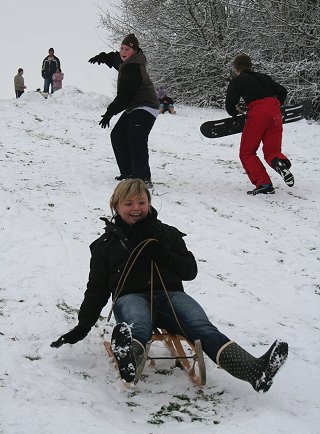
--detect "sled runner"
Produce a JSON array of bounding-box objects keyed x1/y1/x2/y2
[
  {"x1": 200, "y1": 99, "x2": 313, "y2": 139},
  {"x1": 151, "y1": 328, "x2": 206, "y2": 386},
  {"x1": 104, "y1": 327, "x2": 206, "y2": 386}
]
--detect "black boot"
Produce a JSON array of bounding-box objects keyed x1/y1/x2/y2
[
  {"x1": 115, "y1": 174, "x2": 132, "y2": 181},
  {"x1": 216, "y1": 340, "x2": 288, "y2": 392},
  {"x1": 143, "y1": 179, "x2": 154, "y2": 188},
  {"x1": 111, "y1": 322, "x2": 146, "y2": 383},
  {"x1": 247, "y1": 184, "x2": 275, "y2": 195},
  {"x1": 271, "y1": 157, "x2": 294, "y2": 187}
]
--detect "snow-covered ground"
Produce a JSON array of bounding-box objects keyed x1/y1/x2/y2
[{"x1": 1, "y1": 87, "x2": 320, "y2": 434}]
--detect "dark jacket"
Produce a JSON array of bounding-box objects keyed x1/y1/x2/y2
[
  {"x1": 41, "y1": 55, "x2": 61, "y2": 79},
  {"x1": 159, "y1": 96, "x2": 174, "y2": 106},
  {"x1": 105, "y1": 49, "x2": 159, "y2": 118},
  {"x1": 225, "y1": 70, "x2": 287, "y2": 116},
  {"x1": 78, "y1": 208, "x2": 198, "y2": 331}
]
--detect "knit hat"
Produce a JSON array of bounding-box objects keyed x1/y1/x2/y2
[
  {"x1": 157, "y1": 88, "x2": 166, "y2": 99},
  {"x1": 121, "y1": 33, "x2": 139, "y2": 51}
]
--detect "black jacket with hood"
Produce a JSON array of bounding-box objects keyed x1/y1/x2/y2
[
  {"x1": 104, "y1": 49, "x2": 159, "y2": 118},
  {"x1": 77, "y1": 208, "x2": 197, "y2": 331}
]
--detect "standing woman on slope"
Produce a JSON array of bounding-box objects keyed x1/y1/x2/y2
[{"x1": 89, "y1": 34, "x2": 159, "y2": 187}]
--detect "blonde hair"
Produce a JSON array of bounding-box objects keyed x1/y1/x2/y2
[{"x1": 110, "y1": 179, "x2": 151, "y2": 215}]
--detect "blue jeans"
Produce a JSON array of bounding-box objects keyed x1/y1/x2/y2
[
  {"x1": 113, "y1": 291, "x2": 230, "y2": 363},
  {"x1": 160, "y1": 103, "x2": 174, "y2": 112},
  {"x1": 43, "y1": 78, "x2": 53, "y2": 93}
]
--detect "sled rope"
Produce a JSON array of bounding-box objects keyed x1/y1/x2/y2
[
  {"x1": 107, "y1": 239, "x2": 187, "y2": 337},
  {"x1": 153, "y1": 261, "x2": 186, "y2": 337},
  {"x1": 107, "y1": 238, "x2": 157, "y2": 321},
  {"x1": 150, "y1": 259, "x2": 154, "y2": 323}
]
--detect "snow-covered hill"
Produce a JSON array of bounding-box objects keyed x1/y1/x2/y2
[{"x1": 1, "y1": 87, "x2": 320, "y2": 434}]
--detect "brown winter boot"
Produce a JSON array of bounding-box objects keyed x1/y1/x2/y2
[{"x1": 216, "y1": 340, "x2": 288, "y2": 393}]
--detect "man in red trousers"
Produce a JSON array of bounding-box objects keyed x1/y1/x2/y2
[{"x1": 226, "y1": 53, "x2": 294, "y2": 196}]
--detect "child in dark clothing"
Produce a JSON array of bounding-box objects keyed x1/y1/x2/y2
[
  {"x1": 225, "y1": 54, "x2": 294, "y2": 196},
  {"x1": 157, "y1": 88, "x2": 176, "y2": 114},
  {"x1": 159, "y1": 95, "x2": 176, "y2": 114}
]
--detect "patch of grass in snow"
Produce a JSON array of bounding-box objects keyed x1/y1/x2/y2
[
  {"x1": 0, "y1": 298, "x2": 5, "y2": 316},
  {"x1": 56, "y1": 301, "x2": 79, "y2": 320},
  {"x1": 24, "y1": 355, "x2": 41, "y2": 361},
  {"x1": 126, "y1": 401, "x2": 140, "y2": 407},
  {"x1": 147, "y1": 389, "x2": 223, "y2": 425},
  {"x1": 196, "y1": 388, "x2": 224, "y2": 401},
  {"x1": 56, "y1": 301, "x2": 78, "y2": 314},
  {"x1": 74, "y1": 371, "x2": 92, "y2": 380},
  {"x1": 154, "y1": 368, "x2": 174, "y2": 376}
]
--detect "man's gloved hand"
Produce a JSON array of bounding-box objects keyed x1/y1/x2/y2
[
  {"x1": 88, "y1": 52, "x2": 115, "y2": 67},
  {"x1": 50, "y1": 325, "x2": 89, "y2": 348},
  {"x1": 141, "y1": 239, "x2": 167, "y2": 264},
  {"x1": 99, "y1": 111, "x2": 112, "y2": 128}
]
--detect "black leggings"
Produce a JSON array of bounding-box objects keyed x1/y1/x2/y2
[{"x1": 110, "y1": 109, "x2": 156, "y2": 180}]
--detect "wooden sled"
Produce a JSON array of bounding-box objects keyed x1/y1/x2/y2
[{"x1": 103, "y1": 328, "x2": 206, "y2": 386}]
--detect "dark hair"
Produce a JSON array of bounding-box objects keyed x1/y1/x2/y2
[
  {"x1": 233, "y1": 53, "x2": 252, "y2": 72},
  {"x1": 18, "y1": 68, "x2": 23, "y2": 73},
  {"x1": 49, "y1": 48, "x2": 54, "y2": 52}
]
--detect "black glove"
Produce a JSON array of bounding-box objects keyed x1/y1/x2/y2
[
  {"x1": 141, "y1": 240, "x2": 167, "y2": 264},
  {"x1": 88, "y1": 52, "x2": 115, "y2": 67},
  {"x1": 50, "y1": 325, "x2": 89, "y2": 348},
  {"x1": 99, "y1": 111, "x2": 112, "y2": 128}
]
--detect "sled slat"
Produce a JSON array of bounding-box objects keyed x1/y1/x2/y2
[{"x1": 103, "y1": 328, "x2": 206, "y2": 386}]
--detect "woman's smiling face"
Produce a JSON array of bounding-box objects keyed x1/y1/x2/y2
[
  {"x1": 116, "y1": 192, "x2": 150, "y2": 224},
  {"x1": 120, "y1": 44, "x2": 136, "y2": 61}
]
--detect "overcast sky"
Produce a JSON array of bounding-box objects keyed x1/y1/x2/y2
[{"x1": 0, "y1": 0, "x2": 117, "y2": 100}]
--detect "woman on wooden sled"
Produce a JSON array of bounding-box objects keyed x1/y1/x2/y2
[{"x1": 51, "y1": 179, "x2": 288, "y2": 392}]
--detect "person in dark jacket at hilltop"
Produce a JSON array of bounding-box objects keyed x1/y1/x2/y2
[
  {"x1": 225, "y1": 53, "x2": 294, "y2": 196},
  {"x1": 41, "y1": 48, "x2": 61, "y2": 94},
  {"x1": 51, "y1": 179, "x2": 288, "y2": 391},
  {"x1": 88, "y1": 34, "x2": 159, "y2": 188}
]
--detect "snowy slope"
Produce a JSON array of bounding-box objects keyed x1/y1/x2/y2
[{"x1": 1, "y1": 87, "x2": 320, "y2": 434}]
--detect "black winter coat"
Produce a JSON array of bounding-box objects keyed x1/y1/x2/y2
[
  {"x1": 159, "y1": 96, "x2": 174, "y2": 106},
  {"x1": 78, "y1": 208, "x2": 198, "y2": 331},
  {"x1": 104, "y1": 49, "x2": 159, "y2": 118},
  {"x1": 41, "y1": 55, "x2": 61, "y2": 79},
  {"x1": 226, "y1": 70, "x2": 287, "y2": 116}
]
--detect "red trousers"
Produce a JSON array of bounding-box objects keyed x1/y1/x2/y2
[{"x1": 240, "y1": 97, "x2": 289, "y2": 187}]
